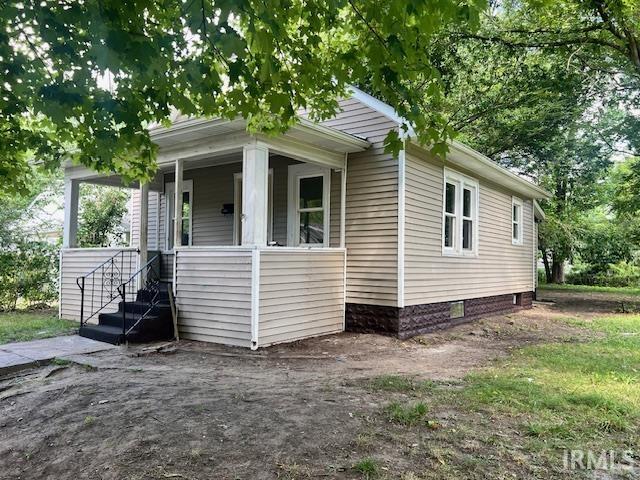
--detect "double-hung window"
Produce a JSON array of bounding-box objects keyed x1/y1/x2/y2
[
  {"x1": 287, "y1": 164, "x2": 331, "y2": 247},
  {"x1": 512, "y1": 197, "x2": 523, "y2": 245},
  {"x1": 442, "y1": 169, "x2": 478, "y2": 256}
]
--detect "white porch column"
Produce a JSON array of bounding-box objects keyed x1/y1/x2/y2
[
  {"x1": 174, "y1": 158, "x2": 184, "y2": 249},
  {"x1": 62, "y1": 178, "x2": 80, "y2": 248},
  {"x1": 241, "y1": 143, "x2": 269, "y2": 246},
  {"x1": 138, "y1": 182, "x2": 149, "y2": 280}
]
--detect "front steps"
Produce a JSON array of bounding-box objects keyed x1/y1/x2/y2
[{"x1": 79, "y1": 283, "x2": 174, "y2": 345}]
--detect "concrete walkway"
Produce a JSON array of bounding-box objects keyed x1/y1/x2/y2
[{"x1": 0, "y1": 335, "x2": 115, "y2": 375}]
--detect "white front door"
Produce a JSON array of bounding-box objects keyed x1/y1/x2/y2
[{"x1": 287, "y1": 164, "x2": 331, "y2": 247}]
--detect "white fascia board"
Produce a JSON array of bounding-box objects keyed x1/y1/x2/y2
[
  {"x1": 533, "y1": 199, "x2": 547, "y2": 221},
  {"x1": 151, "y1": 115, "x2": 370, "y2": 154},
  {"x1": 347, "y1": 85, "x2": 415, "y2": 137},
  {"x1": 295, "y1": 118, "x2": 371, "y2": 152},
  {"x1": 447, "y1": 141, "x2": 551, "y2": 200}
]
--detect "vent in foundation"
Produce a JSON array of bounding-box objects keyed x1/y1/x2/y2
[
  {"x1": 450, "y1": 301, "x2": 465, "y2": 319},
  {"x1": 513, "y1": 293, "x2": 522, "y2": 306}
]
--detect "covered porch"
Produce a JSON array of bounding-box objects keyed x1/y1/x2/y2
[{"x1": 59, "y1": 118, "x2": 369, "y2": 348}]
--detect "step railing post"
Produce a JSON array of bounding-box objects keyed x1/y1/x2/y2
[
  {"x1": 121, "y1": 282, "x2": 126, "y2": 340},
  {"x1": 79, "y1": 277, "x2": 85, "y2": 326}
]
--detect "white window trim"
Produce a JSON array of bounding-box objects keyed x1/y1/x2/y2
[
  {"x1": 287, "y1": 163, "x2": 331, "y2": 247},
  {"x1": 442, "y1": 168, "x2": 479, "y2": 257},
  {"x1": 165, "y1": 179, "x2": 193, "y2": 250},
  {"x1": 512, "y1": 196, "x2": 524, "y2": 245},
  {"x1": 233, "y1": 170, "x2": 274, "y2": 246}
]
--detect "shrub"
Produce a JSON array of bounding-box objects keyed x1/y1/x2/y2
[
  {"x1": 0, "y1": 240, "x2": 59, "y2": 311},
  {"x1": 566, "y1": 261, "x2": 640, "y2": 287}
]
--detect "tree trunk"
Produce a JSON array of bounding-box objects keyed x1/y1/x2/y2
[
  {"x1": 542, "y1": 250, "x2": 552, "y2": 283},
  {"x1": 551, "y1": 260, "x2": 565, "y2": 284}
]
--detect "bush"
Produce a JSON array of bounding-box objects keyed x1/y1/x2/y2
[
  {"x1": 566, "y1": 261, "x2": 640, "y2": 287},
  {"x1": 0, "y1": 240, "x2": 59, "y2": 311},
  {"x1": 538, "y1": 268, "x2": 547, "y2": 285}
]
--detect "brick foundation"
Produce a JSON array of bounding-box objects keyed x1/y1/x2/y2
[{"x1": 346, "y1": 292, "x2": 534, "y2": 339}]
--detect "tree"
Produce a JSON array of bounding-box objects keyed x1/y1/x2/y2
[
  {"x1": 578, "y1": 208, "x2": 636, "y2": 273},
  {"x1": 77, "y1": 185, "x2": 130, "y2": 247},
  {"x1": 457, "y1": 1, "x2": 640, "y2": 77},
  {"x1": 0, "y1": 170, "x2": 61, "y2": 310},
  {"x1": 611, "y1": 156, "x2": 640, "y2": 214},
  {"x1": 0, "y1": 0, "x2": 488, "y2": 194},
  {"x1": 452, "y1": 1, "x2": 640, "y2": 153}
]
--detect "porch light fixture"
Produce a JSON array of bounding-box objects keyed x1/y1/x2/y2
[{"x1": 221, "y1": 203, "x2": 234, "y2": 215}]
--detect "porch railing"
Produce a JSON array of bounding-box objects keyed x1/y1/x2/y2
[
  {"x1": 75, "y1": 249, "x2": 138, "y2": 326},
  {"x1": 118, "y1": 255, "x2": 161, "y2": 339}
]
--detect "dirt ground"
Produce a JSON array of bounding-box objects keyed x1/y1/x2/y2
[{"x1": 0, "y1": 289, "x2": 632, "y2": 480}]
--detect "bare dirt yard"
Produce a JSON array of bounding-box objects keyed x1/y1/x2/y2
[{"x1": 1, "y1": 289, "x2": 638, "y2": 480}]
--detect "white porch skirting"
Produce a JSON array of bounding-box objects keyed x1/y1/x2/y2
[{"x1": 60, "y1": 247, "x2": 346, "y2": 349}]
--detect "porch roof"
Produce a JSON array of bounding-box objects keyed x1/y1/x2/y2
[{"x1": 150, "y1": 116, "x2": 370, "y2": 161}]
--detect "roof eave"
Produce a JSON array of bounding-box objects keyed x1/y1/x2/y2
[
  {"x1": 408, "y1": 140, "x2": 551, "y2": 200},
  {"x1": 149, "y1": 116, "x2": 370, "y2": 154},
  {"x1": 447, "y1": 140, "x2": 551, "y2": 200},
  {"x1": 533, "y1": 200, "x2": 547, "y2": 221}
]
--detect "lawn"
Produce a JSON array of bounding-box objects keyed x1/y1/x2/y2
[
  {"x1": 1, "y1": 293, "x2": 638, "y2": 479},
  {"x1": 461, "y1": 314, "x2": 640, "y2": 452},
  {"x1": 0, "y1": 309, "x2": 78, "y2": 344},
  {"x1": 539, "y1": 282, "x2": 640, "y2": 296},
  {"x1": 362, "y1": 314, "x2": 640, "y2": 477}
]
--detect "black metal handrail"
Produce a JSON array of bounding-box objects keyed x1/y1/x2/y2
[
  {"x1": 76, "y1": 249, "x2": 139, "y2": 326},
  {"x1": 117, "y1": 254, "x2": 161, "y2": 339}
]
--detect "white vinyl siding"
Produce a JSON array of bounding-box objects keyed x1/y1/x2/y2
[
  {"x1": 175, "y1": 249, "x2": 253, "y2": 347},
  {"x1": 59, "y1": 248, "x2": 138, "y2": 322},
  {"x1": 258, "y1": 249, "x2": 345, "y2": 346},
  {"x1": 130, "y1": 190, "x2": 160, "y2": 250},
  {"x1": 313, "y1": 97, "x2": 400, "y2": 307},
  {"x1": 404, "y1": 150, "x2": 535, "y2": 305}
]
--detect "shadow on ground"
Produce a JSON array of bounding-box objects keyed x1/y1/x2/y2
[{"x1": 0, "y1": 292, "x2": 623, "y2": 479}]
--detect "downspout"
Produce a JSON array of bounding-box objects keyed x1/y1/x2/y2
[
  {"x1": 250, "y1": 247, "x2": 260, "y2": 350},
  {"x1": 397, "y1": 132, "x2": 406, "y2": 310},
  {"x1": 341, "y1": 152, "x2": 348, "y2": 331}
]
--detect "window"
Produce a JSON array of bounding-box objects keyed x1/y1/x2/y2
[
  {"x1": 288, "y1": 164, "x2": 331, "y2": 247},
  {"x1": 165, "y1": 180, "x2": 193, "y2": 250},
  {"x1": 512, "y1": 197, "x2": 523, "y2": 245},
  {"x1": 442, "y1": 170, "x2": 478, "y2": 256}
]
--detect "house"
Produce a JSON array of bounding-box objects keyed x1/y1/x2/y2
[{"x1": 58, "y1": 87, "x2": 549, "y2": 348}]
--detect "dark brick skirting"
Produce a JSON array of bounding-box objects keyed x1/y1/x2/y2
[{"x1": 346, "y1": 291, "x2": 534, "y2": 339}]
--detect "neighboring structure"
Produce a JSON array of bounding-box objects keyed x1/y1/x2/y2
[{"x1": 59, "y1": 87, "x2": 549, "y2": 348}]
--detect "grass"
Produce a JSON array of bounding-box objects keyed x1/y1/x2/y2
[
  {"x1": 385, "y1": 402, "x2": 430, "y2": 426},
  {"x1": 539, "y1": 283, "x2": 640, "y2": 296},
  {"x1": 368, "y1": 375, "x2": 435, "y2": 394},
  {"x1": 459, "y1": 314, "x2": 640, "y2": 452},
  {"x1": 0, "y1": 309, "x2": 77, "y2": 344},
  {"x1": 353, "y1": 458, "x2": 379, "y2": 479}
]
